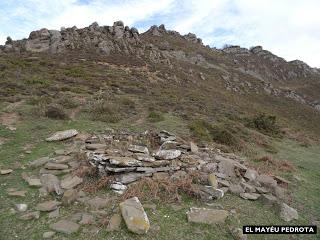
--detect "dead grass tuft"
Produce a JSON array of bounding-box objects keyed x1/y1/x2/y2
[
  {"x1": 122, "y1": 174, "x2": 201, "y2": 203},
  {"x1": 256, "y1": 155, "x2": 295, "y2": 174},
  {"x1": 82, "y1": 175, "x2": 114, "y2": 193}
]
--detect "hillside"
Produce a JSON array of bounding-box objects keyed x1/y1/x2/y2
[{"x1": 0, "y1": 21, "x2": 319, "y2": 240}]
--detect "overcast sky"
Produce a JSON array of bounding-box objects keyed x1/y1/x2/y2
[{"x1": 1, "y1": 0, "x2": 319, "y2": 67}]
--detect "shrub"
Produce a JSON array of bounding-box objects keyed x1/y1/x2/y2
[
  {"x1": 189, "y1": 119, "x2": 212, "y2": 141},
  {"x1": 148, "y1": 111, "x2": 165, "y2": 122},
  {"x1": 210, "y1": 125, "x2": 238, "y2": 146},
  {"x1": 56, "y1": 95, "x2": 80, "y2": 109},
  {"x1": 86, "y1": 98, "x2": 120, "y2": 123},
  {"x1": 45, "y1": 104, "x2": 68, "y2": 120},
  {"x1": 245, "y1": 113, "x2": 280, "y2": 135}
]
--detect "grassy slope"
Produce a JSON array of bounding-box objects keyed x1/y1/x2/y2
[{"x1": 0, "y1": 107, "x2": 319, "y2": 239}]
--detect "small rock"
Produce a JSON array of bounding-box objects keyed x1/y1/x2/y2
[
  {"x1": 43, "y1": 231, "x2": 56, "y2": 239},
  {"x1": 46, "y1": 129, "x2": 78, "y2": 142},
  {"x1": 87, "y1": 197, "x2": 109, "y2": 209},
  {"x1": 280, "y1": 203, "x2": 298, "y2": 222},
  {"x1": 61, "y1": 175, "x2": 83, "y2": 189},
  {"x1": 160, "y1": 141, "x2": 178, "y2": 150},
  {"x1": 69, "y1": 212, "x2": 83, "y2": 222},
  {"x1": 15, "y1": 204, "x2": 28, "y2": 212},
  {"x1": 0, "y1": 169, "x2": 13, "y2": 175},
  {"x1": 128, "y1": 145, "x2": 149, "y2": 154},
  {"x1": 80, "y1": 214, "x2": 95, "y2": 225},
  {"x1": 44, "y1": 162, "x2": 69, "y2": 170},
  {"x1": 208, "y1": 173, "x2": 218, "y2": 189},
  {"x1": 190, "y1": 142, "x2": 198, "y2": 153},
  {"x1": 244, "y1": 169, "x2": 258, "y2": 181},
  {"x1": 260, "y1": 194, "x2": 278, "y2": 206},
  {"x1": 62, "y1": 189, "x2": 78, "y2": 205},
  {"x1": 36, "y1": 200, "x2": 61, "y2": 212},
  {"x1": 49, "y1": 220, "x2": 80, "y2": 234},
  {"x1": 116, "y1": 172, "x2": 152, "y2": 184},
  {"x1": 48, "y1": 208, "x2": 60, "y2": 218},
  {"x1": 229, "y1": 184, "x2": 245, "y2": 194},
  {"x1": 107, "y1": 213, "x2": 122, "y2": 232},
  {"x1": 8, "y1": 190, "x2": 27, "y2": 197},
  {"x1": 257, "y1": 174, "x2": 277, "y2": 188},
  {"x1": 187, "y1": 207, "x2": 229, "y2": 224},
  {"x1": 120, "y1": 197, "x2": 150, "y2": 234},
  {"x1": 134, "y1": 153, "x2": 155, "y2": 162},
  {"x1": 85, "y1": 143, "x2": 106, "y2": 150},
  {"x1": 109, "y1": 156, "x2": 142, "y2": 167},
  {"x1": 19, "y1": 211, "x2": 40, "y2": 220},
  {"x1": 230, "y1": 227, "x2": 248, "y2": 240},
  {"x1": 40, "y1": 174, "x2": 63, "y2": 195},
  {"x1": 240, "y1": 182, "x2": 256, "y2": 193},
  {"x1": 29, "y1": 157, "x2": 50, "y2": 168},
  {"x1": 240, "y1": 192, "x2": 260, "y2": 200},
  {"x1": 155, "y1": 149, "x2": 181, "y2": 160},
  {"x1": 26, "y1": 178, "x2": 42, "y2": 187}
]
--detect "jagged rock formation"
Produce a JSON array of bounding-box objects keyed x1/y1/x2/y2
[{"x1": 1, "y1": 21, "x2": 319, "y2": 112}]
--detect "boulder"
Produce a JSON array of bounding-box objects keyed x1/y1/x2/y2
[
  {"x1": 187, "y1": 208, "x2": 228, "y2": 224},
  {"x1": 120, "y1": 197, "x2": 150, "y2": 234},
  {"x1": 49, "y1": 220, "x2": 80, "y2": 234},
  {"x1": 257, "y1": 175, "x2": 277, "y2": 188},
  {"x1": 244, "y1": 169, "x2": 258, "y2": 181},
  {"x1": 46, "y1": 129, "x2": 78, "y2": 141}
]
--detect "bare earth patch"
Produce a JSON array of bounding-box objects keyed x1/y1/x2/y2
[{"x1": 0, "y1": 112, "x2": 20, "y2": 129}]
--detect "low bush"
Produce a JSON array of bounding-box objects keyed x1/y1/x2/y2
[
  {"x1": 44, "y1": 104, "x2": 68, "y2": 120},
  {"x1": 148, "y1": 111, "x2": 165, "y2": 122},
  {"x1": 245, "y1": 113, "x2": 280, "y2": 135}
]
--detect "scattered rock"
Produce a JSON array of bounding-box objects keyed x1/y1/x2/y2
[
  {"x1": 80, "y1": 214, "x2": 95, "y2": 225},
  {"x1": 61, "y1": 175, "x2": 83, "y2": 189},
  {"x1": 43, "y1": 231, "x2": 56, "y2": 239},
  {"x1": 120, "y1": 197, "x2": 150, "y2": 234},
  {"x1": 87, "y1": 197, "x2": 109, "y2": 209},
  {"x1": 260, "y1": 194, "x2": 278, "y2": 206},
  {"x1": 15, "y1": 203, "x2": 28, "y2": 212},
  {"x1": 190, "y1": 142, "x2": 198, "y2": 153},
  {"x1": 107, "y1": 213, "x2": 122, "y2": 232},
  {"x1": 26, "y1": 178, "x2": 42, "y2": 187},
  {"x1": 48, "y1": 208, "x2": 60, "y2": 218},
  {"x1": 29, "y1": 157, "x2": 50, "y2": 168},
  {"x1": 44, "y1": 162, "x2": 69, "y2": 170},
  {"x1": 280, "y1": 203, "x2": 298, "y2": 222},
  {"x1": 208, "y1": 173, "x2": 218, "y2": 189},
  {"x1": 46, "y1": 129, "x2": 78, "y2": 142},
  {"x1": 62, "y1": 189, "x2": 78, "y2": 205},
  {"x1": 0, "y1": 169, "x2": 13, "y2": 175},
  {"x1": 155, "y1": 149, "x2": 181, "y2": 160},
  {"x1": 19, "y1": 211, "x2": 40, "y2": 220},
  {"x1": 187, "y1": 207, "x2": 229, "y2": 224},
  {"x1": 49, "y1": 220, "x2": 80, "y2": 234},
  {"x1": 240, "y1": 192, "x2": 260, "y2": 200},
  {"x1": 36, "y1": 200, "x2": 60, "y2": 212},
  {"x1": 40, "y1": 174, "x2": 63, "y2": 195},
  {"x1": 244, "y1": 169, "x2": 258, "y2": 181},
  {"x1": 128, "y1": 145, "x2": 149, "y2": 154},
  {"x1": 7, "y1": 190, "x2": 27, "y2": 197}
]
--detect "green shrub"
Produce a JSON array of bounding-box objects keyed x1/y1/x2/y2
[
  {"x1": 64, "y1": 66, "x2": 88, "y2": 78},
  {"x1": 210, "y1": 125, "x2": 238, "y2": 146},
  {"x1": 85, "y1": 98, "x2": 120, "y2": 123},
  {"x1": 189, "y1": 119, "x2": 212, "y2": 141},
  {"x1": 245, "y1": 113, "x2": 280, "y2": 135},
  {"x1": 25, "y1": 76, "x2": 51, "y2": 86},
  {"x1": 148, "y1": 111, "x2": 165, "y2": 122},
  {"x1": 45, "y1": 104, "x2": 68, "y2": 120}
]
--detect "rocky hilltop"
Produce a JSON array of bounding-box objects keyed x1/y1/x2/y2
[{"x1": 2, "y1": 21, "x2": 319, "y2": 112}]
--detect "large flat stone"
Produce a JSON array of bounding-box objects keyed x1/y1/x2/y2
[
  {"x1": 49, "y1": 220, "x2": 80, "y2": 234},
  {"x1": 109, "y1": 157, "x2": 143, "y2": 167},
  {"x1": 120, "y1": 197, "x2": 150, "y2": 234},
  {"x1": 128, "y1": 145, "x2": 149, "y2": 154},
  {"x1": 36, "y1": 200, "x2": 61, "y2": 212},
  {"x1": 116, "y1": 173, "x2": 152, "y2": 184},
  {"x1": 46, "y1": 129, "x2": 78, "y2": 142},
  {"x1": 61, "y1": 175, "x2": 83, "y2": 189},
  {"x1": 29, "y1": 157, "x2": 50, "y2": 168},
  {"x1": 155, "y1": 149, "x2": 181, "y2": 160},
  {"x1": 187, "y1": 208, "x2": 228, "y2": 224},
  {"x1": 44, "y1": 162, "x2": 69, "y2": 170}
]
